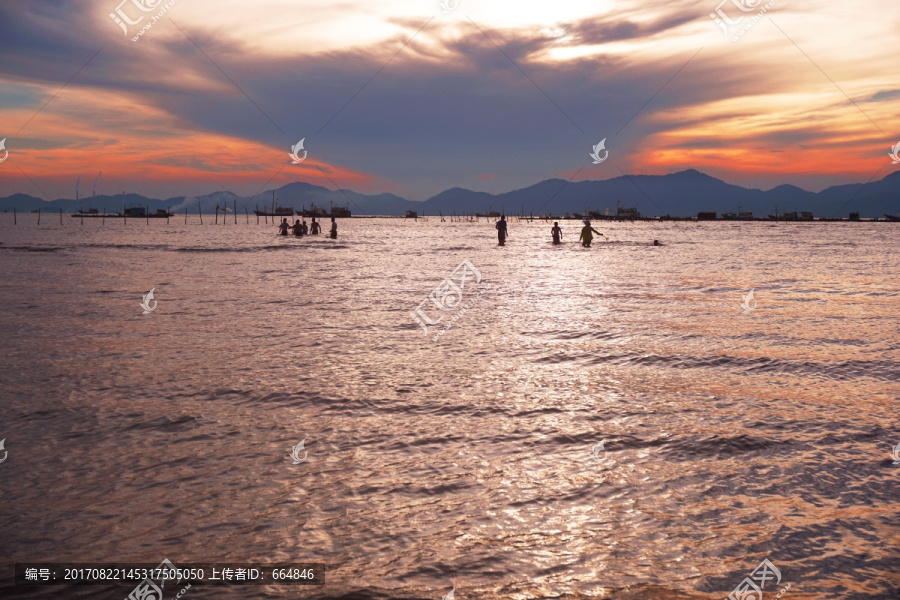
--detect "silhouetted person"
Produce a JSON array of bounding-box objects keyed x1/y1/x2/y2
[
  {"x1": 301, "y1": 220, "x2": 309, "y2": 235},
  {"x1": 291, "y1": 219, "x2": 303, "y2": 236},
  {"x1": 653, "y1": 239, "x2": 661, "y2": 246},
  {"x1": 278, "y1": 218, "x2": 290, "y2": 236},
  {"x1": 579, "y1": 220, "x2": 602, "y2": 247},
  {"x1": 310, "y1": 218, "x2": 321, "y2": 234},
  {"x1": 330, "y1": 217, "x2": 337, "y2": 239},
  {"x1": 496, "y1": 216, "x2": 508, "y2": 246},
  {"x1": 551, "y1": 222, "x2": 562, "y2": 245}
]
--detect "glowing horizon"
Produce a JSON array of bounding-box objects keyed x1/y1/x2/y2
[{"x1": 0, "y1": 0, "x2": 897, "y2": 201}]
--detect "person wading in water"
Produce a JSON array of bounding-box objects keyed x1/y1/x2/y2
[
  {"x1": 496, "y1": 215, "x2": 508, "y2": 246},
  {"x1": 579, "y1": 220, "x2": 602, "y2": 247},
  {"x1": 551, "y1": 222, "x2": 562, "y2": 245}
]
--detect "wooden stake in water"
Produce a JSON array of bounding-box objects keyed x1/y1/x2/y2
[
  {"x1": 215, "y1": 205, "x2": 218, "y2": 225},
  {"x1": 199, "y1": 201, "x2": 202, "y2": 225},
  {"x1": 38, "y1": 208, "x2": 41, "y2": 225},
  {"x1": 13, "y1": 207, "x2": 16, "y2": 225},
  {"x1": 234, "y1": 199, "x2": 237, "y2": 224},
  {"x1": 145, "y1": 205, "x2": 149, "y2": 225},
  {"x1": 59, "y1": 208, "x2": 63, "y2": 224}
]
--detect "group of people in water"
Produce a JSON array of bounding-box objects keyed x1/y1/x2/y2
[
  {"x1": 278, "y1": 216, "x2": 338, "y2": 239},
  {"x1": 280, "y1": 214, "x2": 658, "y2": 247},
  {"x1": 497, "y1": 216, "x2": 646, "y2": 247}
]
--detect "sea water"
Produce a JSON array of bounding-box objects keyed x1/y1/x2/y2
[{"x1": 0, "y1": 215, "x2": 898, "y2": 599}]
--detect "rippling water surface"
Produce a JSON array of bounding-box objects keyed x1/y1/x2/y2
[{"x1": 1, "y1": 215, "x2": 898, "y2": 599}]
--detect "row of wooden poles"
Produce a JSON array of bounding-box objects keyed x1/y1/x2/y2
[
  {"x1": 8, "y1": 201, "x2": 310, "y2": 225},
  {"x1": 6, "y1": 204, "x2": 552, "y2": 225}
]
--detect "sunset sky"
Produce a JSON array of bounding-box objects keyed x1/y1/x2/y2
[{"x1": 0, "y1": 0, "x2": 898, "y2": 202}]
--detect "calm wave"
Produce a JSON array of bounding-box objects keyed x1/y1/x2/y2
[{"x1": 0, "y1": 215, "x2": 898, "y2": 599}]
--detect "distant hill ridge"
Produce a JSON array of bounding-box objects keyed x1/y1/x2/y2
[{"x1": 2, "y1": 170, "x2": 898, "y2": 217}]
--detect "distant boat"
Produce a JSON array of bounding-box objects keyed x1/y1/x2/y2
[
  {"x1": 298, "y1": 204, "x2": 327, "y2": 217},
  {"x1": 255, "y1": 207, "x2": 295, "y2": 217},
  {"x1": 405, "y1": 210, "x2": 418, "y2": 218},
  {"x1": 330, "y1": 204, "x2": 351, "y2": 218},
  {"x1": 616, "y1": 205, "x2": 641, "y2": 219},
  {"x1": 122, "y1": 206, "x2": 173, "y2": 218},
  {"x1": 72, "y1": 207, "x2": 172, "y2": 218},
  {"x1": 884, "y1": 214, "x2": 900, "y2": 222},
  {"x1": 769, "y1": 211, "x2": 798, "y2": 221}
]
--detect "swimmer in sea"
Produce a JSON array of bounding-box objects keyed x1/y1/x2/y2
[
  {"x1": 310, "y1": 218, "x2": 321, "y2": 235},
  {"x1": 330, "y1": 217, "x2": 337, "y2": 239},
  {"x1": 291, "y1": 219, "x2": 303, "y2": 236},
  {"x1": 551, "y1": 222, "x2": 562, "y2": 245},
  {"x1": 278, "y1": 218, "x2": 290, "y2": 236},
  {"x1": 579, "y1": 220, "x2": 602, "y2": 247}
]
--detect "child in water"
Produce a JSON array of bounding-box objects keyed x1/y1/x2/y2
[
  {"x1": 551, "y1": 222, "x2": 562, "y2": 244},
  {"x1": 579, "y1": 220, "x2": 602, "y2": 247},
  {"x1": 278, "y1": 218, "x2": 290, "y2": 236},
  {"x1": 301, "y1": 220, "x2": 309, "y2": 235},
  {"x1": 330, "y1": 217, "x2": 337, "y2": 239}
]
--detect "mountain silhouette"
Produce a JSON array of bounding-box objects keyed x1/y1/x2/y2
[{"x1": 2, "y1": 170, "x2": 898, "y2": 217}]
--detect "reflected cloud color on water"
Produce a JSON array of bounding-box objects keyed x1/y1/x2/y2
[{"x1": 0, "y1": 216, "x2": 898, "y2": 599}]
